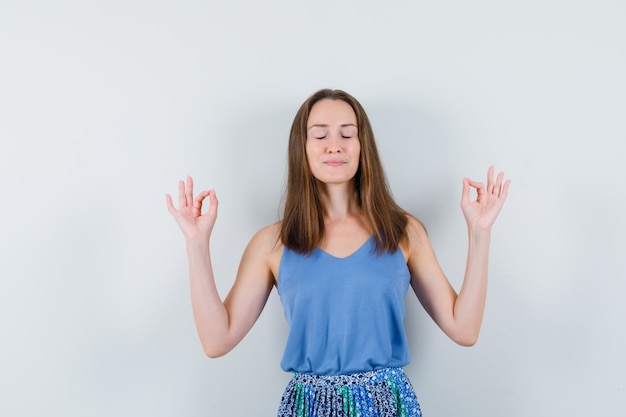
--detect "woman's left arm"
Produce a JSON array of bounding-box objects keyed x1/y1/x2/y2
[{"x1": 407, "y1": 166, "x2": 510, "y2": 346}]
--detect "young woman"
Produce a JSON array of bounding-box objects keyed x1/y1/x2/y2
[{"x1": 166, "y1": 89, "x2": 510, "y2": 416}]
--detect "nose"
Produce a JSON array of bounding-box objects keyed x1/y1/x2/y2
[{"x1": 325, "y1": 134, "x2": 341, "y2": 153}]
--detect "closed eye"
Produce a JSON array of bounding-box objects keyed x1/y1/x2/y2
[{"x1": 340, "y1": 125, "x2": 357, "y2": 138}]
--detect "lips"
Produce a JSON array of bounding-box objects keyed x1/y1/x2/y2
[{"x1": 323, "y1": 160, "x2": 346, "y2": 167}]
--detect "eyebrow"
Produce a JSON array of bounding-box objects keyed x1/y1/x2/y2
[{"x1": 307, "y1": 123, "x2": 357, "y2": 130}]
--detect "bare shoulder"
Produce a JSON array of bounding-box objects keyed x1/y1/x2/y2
[
  {"x1": 406, "y1": 215, "x2": 428, "y2": 240},
  {"x1": 401, "y1": 214, "x2": 429, "y2": 260},
  {"x1": 246, "y1": 222, "x2": 284, "y2": 281},
  {"x1": 249, "y1": 222, "x2": 282, "y2": 250}
]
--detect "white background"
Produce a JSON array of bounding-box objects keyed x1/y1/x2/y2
[{"x1": 1, "y1": 1, "x2": 624, "y2": 416}]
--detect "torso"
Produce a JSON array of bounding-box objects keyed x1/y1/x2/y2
[
  {"x1": 277, "y1": 232, "x2": 413, "y2": 375},
  {"x1": 266, "y1": 214, "x2": 412, "y2": 285}
]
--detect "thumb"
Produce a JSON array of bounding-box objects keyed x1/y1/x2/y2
[
  {"x1": 460, "y1": 178, "x2": 471, "y2": 206},
  {"x1": 206, "y1": 190, "x2": 219, "y2": 218},
  {"x1": 165, "y1": 193, "x2": 177, "y2": 215}
]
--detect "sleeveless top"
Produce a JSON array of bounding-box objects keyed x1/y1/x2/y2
[{"x1": 277, "y1": 236, "x2": 412, "y2": 376}]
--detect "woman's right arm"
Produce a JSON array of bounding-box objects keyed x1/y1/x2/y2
[{"x1": 166, "y1": 176, "x2": 276, "y2": 358}]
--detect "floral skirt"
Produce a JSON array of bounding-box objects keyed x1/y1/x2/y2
[{"x1": 277, "y1": 367, "x2": 422, "y2": 417}]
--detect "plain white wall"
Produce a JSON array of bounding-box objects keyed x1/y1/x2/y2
[{"x1": 1, "y1": 0, "x2": 624, "y2": 416}]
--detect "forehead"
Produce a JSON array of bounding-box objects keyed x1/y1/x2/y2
[{"x1": 307, "y1": 99, "x2": 357, "y2": 127}]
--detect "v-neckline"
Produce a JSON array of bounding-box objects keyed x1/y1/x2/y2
[{"x1": 316, "y1": 235, "x2": 373, "y2": 260}]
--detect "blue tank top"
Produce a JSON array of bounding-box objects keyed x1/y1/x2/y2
[{"x1": 277, "y1": 236, "x2": 412, "y2": 376}]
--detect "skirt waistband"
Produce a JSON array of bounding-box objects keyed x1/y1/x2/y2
[{"x1": 291, "y1": 367, "x2": 407, "y2": 387}]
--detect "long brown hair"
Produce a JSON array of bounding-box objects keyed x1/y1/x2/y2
[{"x1": 280, "y1": 89, "x2": 409, "y2": 254}]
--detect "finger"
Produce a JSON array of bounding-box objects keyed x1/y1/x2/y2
[
  {"x1": 486, "y1": 165, "x2": 495, "y2": 194},
  {"x1": 194, "y1": 190, "x2": 213, "y2": 212},
  {"x1": 471, "y1": 180, "x2": 486, "y2": 203},
  {"x1": 466, "y1": 179, "x2": 485, "y2": 194},
  {"x1": 165, "y1": 193, "x2": 176, "y2": 213},
  {"x1": 494, "y1": 171, "x2": 504, "y2": 196},
  {"x1": 500, "y1": 179, "x2": 511, "y2": 200},
  {"x1": 462, "y1": 178, "x2": 485, "y2": 204},
  {"x1": 178, "y1": 179, "x2": 186, "y2": 208},
  {"x1": 186, "y1": 176, "x2": 194, "y2": 207},
  {"x1": 461, "y1": 178, "x2": 470, "y2": 206},
  {"x1": 207, "y1": 190, "x2": 219, "y2": 218}
]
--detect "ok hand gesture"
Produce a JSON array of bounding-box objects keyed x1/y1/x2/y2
[
  {"x1": 165, "y1": 176, "x2": 218, "y2": 241},
  {"x1": 461, "y1": 166, "x2": 511, "y2": 231}
]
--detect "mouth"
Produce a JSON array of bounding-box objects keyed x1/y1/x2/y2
[{"x1": 323, "y1": 160, "x2": 346, "y2": 167}]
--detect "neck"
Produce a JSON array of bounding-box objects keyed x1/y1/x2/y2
[{"x1": 318, "y1": 182, "x2": 361, "y2": 221}]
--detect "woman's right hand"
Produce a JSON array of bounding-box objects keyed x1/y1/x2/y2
[{"x1": 165, "y1": 176, "x2": 218, "y2": 242}]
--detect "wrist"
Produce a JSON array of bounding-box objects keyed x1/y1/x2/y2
[
  {"x1": 185, "y1": 234, "x2": 211, "y2": 249},
  {"x1": 467, "y1": 225, "x2": 492, "y2": 240}
]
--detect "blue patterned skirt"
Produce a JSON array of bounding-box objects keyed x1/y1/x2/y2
[{"x1": 277, "y1": 367, "x2": 422, "y2": 417}]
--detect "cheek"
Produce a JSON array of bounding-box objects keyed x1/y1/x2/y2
[
  {"x1": 304, "y1": 143, "x2": 317, "y2": 166},
  {"x1": 305, "y1": 140, "x2": 321, "y2": 156},
  {"x1": 350, "y1": 140, "x2": 361, "y2": 157}
]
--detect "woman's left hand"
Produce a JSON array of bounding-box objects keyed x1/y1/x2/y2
[{"x1": 461, "y1": 165, "x2": 511, "y2": 231}]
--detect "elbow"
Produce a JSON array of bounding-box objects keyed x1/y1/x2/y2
[
  {"x1": 455, "y1": 336, "x2": 478, "y2": 347},
  {"x1": 451, "y1": 329, "x2": 480, "y2": 347},
  {"x1": 202, "y1": 342, "x2": 231, "y2": 359},
  {"x1": 204, "y1": 348, "x2": 227, "y2": 359}
]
